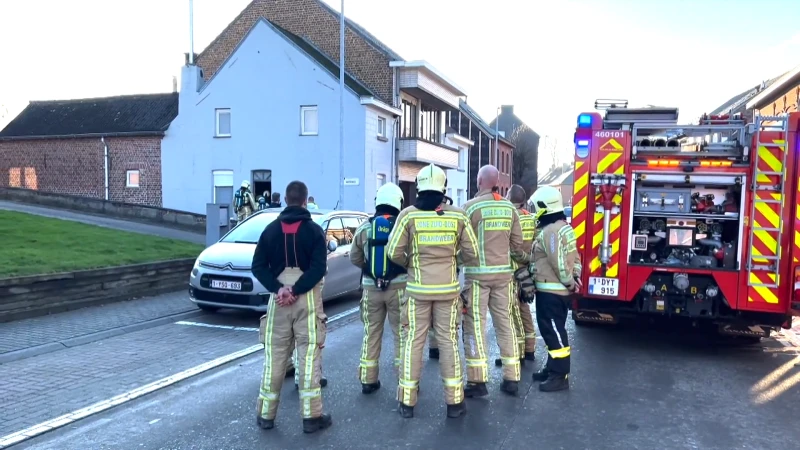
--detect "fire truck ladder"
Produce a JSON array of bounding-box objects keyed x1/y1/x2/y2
[{"x1": 746, "y1": 115, "x2": 789, "y2": 288}]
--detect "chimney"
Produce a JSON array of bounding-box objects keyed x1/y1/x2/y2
[
  {"x1": 184, "y1": 52, "x2": 199, "y2": 66},
  {"x1": 501, "y1": 105, "x2": 514, "y2": 115},
  {"x1": 172, "y1": 76, "x2": 178, "y2": 93}
]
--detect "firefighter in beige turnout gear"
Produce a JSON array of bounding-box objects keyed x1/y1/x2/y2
[
  {"x1": 350, "y1": 182, "x2": 408, "y2": 394},
  {"x1": 528, "y1": 185, "x2": 582, "y2": 392},
  {"x1": 461, "y1": 166, "x2": 528, "y2": 397},
  {"x1": 234, "y1": 180, "x2": 257, "y2": 222},
  {"x1": 387, "y1": 164, "x2": 479, "y2": 419},
  {"x1": 495, "y1": 184, "x2": 538, "y2": 367}
]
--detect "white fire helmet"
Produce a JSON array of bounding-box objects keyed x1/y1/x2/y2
[
  {"x1": 375, "y1": 182, "x2": 404, "y2": 210},
  {"x1": 241, "y1": 180, "x2": 250, "y2": 189},
  {"x1": 530, "y1": 185, "x2": 564, "y2": 216},
  {"x1": 415, "y1": 164, "x2": 447, "y2": 194}
]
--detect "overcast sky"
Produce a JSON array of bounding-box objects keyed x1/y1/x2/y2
[{"x1": 1, "y1": 0, "x2": 798, "y2": 170}]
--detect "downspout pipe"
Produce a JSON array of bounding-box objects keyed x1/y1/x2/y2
[
  {"x1": 101, "y1": 136, "x2": 109, "y2": 201},
  {"x1": 392, "y1": 65, "x2": 399, "y2": 184}
]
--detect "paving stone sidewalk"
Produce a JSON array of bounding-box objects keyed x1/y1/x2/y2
[
  {"x1": 0, "y1": 321, "x2": 255, "y2": 437},
  {"x1": 0, "y1": 292, "x2": 198, "y2": 357}
]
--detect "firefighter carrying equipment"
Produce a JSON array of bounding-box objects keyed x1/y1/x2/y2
[
  {"x1": 461, "y1": 189, "x2": 528, "y2": 386},
  {"x1": 251, "y1": 206, "x2": 331, "y2": 428},
  {"x1": 530, "y1": 185, "x2": 565, "y2": 216},
  {"x1": 364, "y1": 214, "x2": 407, "y2": 290},
  {"x1": 514, "y1": 267, "x2": 536, "y2": 303},
  {"x1": 387, "y1": 174, "x2": 479, "y2": 414},
  {"x1": 350, "y1": 206, "x2": 408, "y2": 390}
]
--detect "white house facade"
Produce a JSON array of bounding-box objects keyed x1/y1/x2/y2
[{"x1": 161, "y1": 18, "x2": 400, "y2": 215}]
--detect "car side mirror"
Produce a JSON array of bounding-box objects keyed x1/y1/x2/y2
[{"x1": 327, "y1": 240, "x2": 338, "y2": 253}]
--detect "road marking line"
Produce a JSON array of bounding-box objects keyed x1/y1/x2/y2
[
  {"x1": 0, "y1": 306, "x2": 361, "y2": 449},
  {"x1": 175, "y1": 321, "x2": 259, "y2": 332}
]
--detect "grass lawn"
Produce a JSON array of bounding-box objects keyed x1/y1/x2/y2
[{"x1": 0, "y1": 210, "x2": 204, "y2": 278}]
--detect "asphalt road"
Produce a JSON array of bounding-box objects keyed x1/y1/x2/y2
[
  {"x1": 0, "y1": 201, "x2": 204, "y2": 244},
  {"x1": 11, "y1": 312, "x2": 800, "y2": 450}
]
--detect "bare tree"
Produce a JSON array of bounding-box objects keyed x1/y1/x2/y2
[{"x1": 509, "y1": 124, "x2": 540, "y2": 197}]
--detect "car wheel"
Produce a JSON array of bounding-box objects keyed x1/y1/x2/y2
[{"x1": 197, "y1": 304, "x2": 220, "y2": 313}]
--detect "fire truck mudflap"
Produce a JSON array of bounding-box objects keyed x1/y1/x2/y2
[{"x1": 570, "y1": 101, "x2": 800, "y2": 337}]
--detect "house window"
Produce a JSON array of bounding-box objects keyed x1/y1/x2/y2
[
  {"x1": 301, "y1": 106, "x2": 319, "y2": 135},
  {"x1": 447, "y1": 187, "x2": 453, "y2": 200},
  {"x1": 126, "y1": 170, "x2": 140, "y2": 188},
  {"x1": 215, "y1": 108, "x2": 231, "y2": 137},
  {"x1": 457, "y1": 189, "x2": 465, "y2": 207},
  {"x1": 212, "y1": 169, "x2": 234, "y2": 204},
  {"x1": 419, "y1": 104, "x2": 441, "y2": 143},
  {"x1": 400, "y1": 99, "x2": 417, "y2": 138},
  {"x1": 377, "y1": 117, "x2": 386, "y2": 138},
  {"x1": 458, "y1": 146, "x2": 466, "y2": 170},
  {"x1": 377, "y1": 173, "x2": 386, "y2": 188}
]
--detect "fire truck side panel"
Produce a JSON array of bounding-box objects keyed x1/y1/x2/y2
[
  {"x1": 738, "y1": 127, "x2": 795, "y2": 314},
  {"x1": 785, "y1": 112, "x2": 800, "y2": 316},
  {"x1": 572, "y1": 113, "x2": 602, "y2": 293},
  {"x1": 584, "y1": 129, "x2": 632, "y2": 301}
]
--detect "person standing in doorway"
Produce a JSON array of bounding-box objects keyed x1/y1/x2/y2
[
  {"x1": 307, "y1": 196, "x2": 319, "y2": 209},
  {"x1": 269, "y1": 192, "x2": 282, "y2": 208}
]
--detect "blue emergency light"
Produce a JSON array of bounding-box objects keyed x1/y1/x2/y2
[
  {"x1": 575, "y1": 139, "x2": 590, "y2": 158},
  {"x1": 577, "y1": 114, "x2": 592, "y2": 127}
]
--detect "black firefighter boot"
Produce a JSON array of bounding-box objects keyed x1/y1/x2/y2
[
  {"x1": 399, "y1": 402, "x2": 414, "y2": 418},
  {"x1": 539, "y1": 374, "x2": 569, "y2": 392},
  {"x1": 429, "y1": 348, "x2": 440, "y2": 360},
  {"x1": 256, "y1": 417, "x2": 274, "y2": 430},
  {"x1": 532, "y1": 367, "x2": 550, "y2": 382},
  {"x1": 446, "y1": 402, "x2": 467, "y2": 418},
  {"x1": 361, "y1": 380, "x2": 381, "y2": 394},
  {"x1": 464, "y1": 382, "x2": 489, "y2": 398},
  {"x1": 302, "y1": 414, "x2": 333, "y2": 433},
  {"x1": 524, "y1": 351, "x2": 536, "y2": 362},
  {"x1": 500, "y1": 379, "x2": 519, "y2": 396}
]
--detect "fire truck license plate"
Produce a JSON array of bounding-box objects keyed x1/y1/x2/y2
[
  {"x1": 588, "y1": 277, "x2": 619, "y2": 296},
  {"x1": 210, "y1": 280, "x2": 242, "y2": 291}
]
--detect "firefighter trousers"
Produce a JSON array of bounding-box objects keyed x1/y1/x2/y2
[
  {"x1": 398, "y1": 296, "x2": 464, "y2": 407},
  {"x1": 535, "y1": 290, "x2": 571, "y2": 375},
  {"x1": 427, "y1": 320, "x2": 438, "y2": 350},
  {"x1": 257, "y1": 269, "x2": 327, "y2": 420},
  {"x1": 509, "y1": 281, "x2": 536, "y2": 355},
  {"x1": 462, "y1": 278, "x2": 520, "y2": 383},
  {"x1": 358, "y1": 286, "x2": 404, "y2": 384},
  {"x1": 236, "y1": 206, "x2": 253, "y2": 223}
]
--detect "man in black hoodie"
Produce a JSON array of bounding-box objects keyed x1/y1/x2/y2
[{"x1": 252, "y1": 181, "x2": 332, "y2": 434}]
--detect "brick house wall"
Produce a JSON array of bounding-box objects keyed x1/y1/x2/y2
[
  {"x1": 195, "y1": 0, "x2": 394, "y2": 103},
  {"x1": 0, "y1": 137, "x2": 163, "y2": 207},
  {"x1": 757, "y1": 80, "x2": 800, "y2": 117}
]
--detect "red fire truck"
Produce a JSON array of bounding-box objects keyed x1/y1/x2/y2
[{"x1": 570, "y1": 100, "x2": 800, "y2": 338}]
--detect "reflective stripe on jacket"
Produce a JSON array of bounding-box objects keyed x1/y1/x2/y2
[
  {"x1": 462, "y1": 190, "x2": 527, "y2": 280},
  {"x1": 512, "y1": 208, "x2": 537, "y2": 271},
  {"x1": 386, "y1": 205, "x2": 479, "y2": 300}
]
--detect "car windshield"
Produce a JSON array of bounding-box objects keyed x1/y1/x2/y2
[{"x1": 220, "y1": 211, "x2": 323, "y2": 244}]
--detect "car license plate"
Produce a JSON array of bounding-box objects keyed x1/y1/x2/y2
[
  {"x1": 588, "y1": 277, "x2": 619, "y2": 297},
  {"x1": 210, "y1": 280, "x2": 242, "y2": 291}
]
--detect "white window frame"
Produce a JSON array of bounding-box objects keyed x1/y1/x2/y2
[
  {"x1": 126, "y1": 170, "x2": 140, "y2": 188},
  {"x1": 215, "y1": 108, "x2": 231, "y2": 137},
  {"x1": 212, "y1": 169, "x2": 234, "y2": 203},
  {"x1": 376, "y1": 173, "x2": 386, "y2": 187},
  {"x1": 301, "y1": 106, "x2": 319, "y2": 136},
  {"x1": 377, "y1": 116, "x2": 386, "y2": 138},
  {"x1": 458, "y1": 146, "x2": 466, "y2": 170}
]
